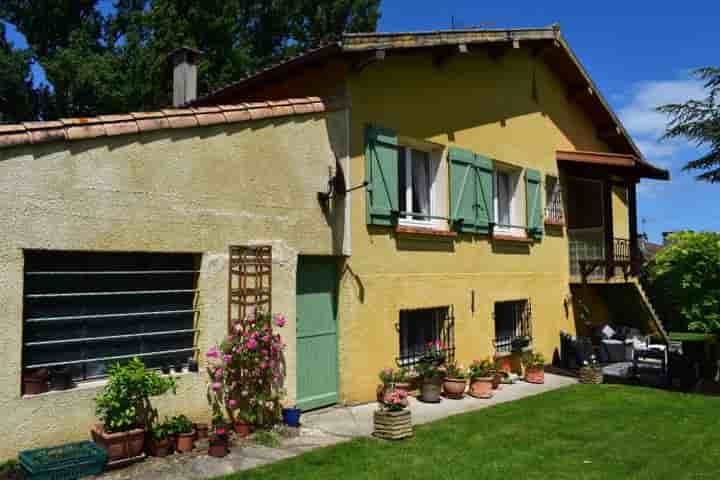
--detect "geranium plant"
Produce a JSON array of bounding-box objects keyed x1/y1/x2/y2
[
  {"x1": 468, "y1": 358, "x2": 495, "y2": 379},
  {"x1": 444, "y1": 362, "x2": 467, "y2": 379},
  {"x1": 207, "y1": 309, "x2": 287, "y2": 428},
  {"x1": 381, "y1": 389, "x2": 408, "y2": 412}
]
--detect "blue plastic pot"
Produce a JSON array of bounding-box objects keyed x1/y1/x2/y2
[{"x1": 282, "y1": 407, "x2": 302, "y2": 427}]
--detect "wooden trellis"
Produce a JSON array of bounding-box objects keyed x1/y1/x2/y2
[{"x1": 228, "y1": 246, "x2": 272, "y2": 332}]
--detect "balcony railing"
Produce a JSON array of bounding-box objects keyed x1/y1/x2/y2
[
  {"x1": 569, "y1": 230, "x2": 638, "y2": 281},
  {"x1": 544, "y1": 192, "x2": 565, "y2": 225}
]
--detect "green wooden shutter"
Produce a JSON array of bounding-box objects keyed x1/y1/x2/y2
[
  {"x1": 525, "y1": 168, "x2": 543, "y2": 240},
  {"x1": 365, "y1": 125, "x2": 399, "y2": 226},
  {"x1": 474, "y1": 154, "x2": 495, "y2": 234},
  {"x1": 449, "y1": 147, "x2": 478, "y2": 233}
]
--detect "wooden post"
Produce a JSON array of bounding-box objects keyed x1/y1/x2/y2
[
  {"x1": 603, "y1": 180, "x2": 614, "y2": 279},
  {"x1": 628, "y1": 181, "x2": 639, "y2": 276}
]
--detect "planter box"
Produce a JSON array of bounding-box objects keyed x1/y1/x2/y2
[
  {"x1": 91, "y1": 425, "x2": 145, "y2": 462},
  {"x1": 579, "y1": 366, "x2": 604, "y2": 384},
  {"x1": 469, "y1": 377, "x2": 493, "y2": 399},
  {"x1": 373, "y1": 409, "x2": 413, "y2": 440},
  {"x1": 20, "y1": 441, "x2": 107, "y2": 480},
  {"x1": 525, "y1": 366, "x2": 545, "y2": 384}
]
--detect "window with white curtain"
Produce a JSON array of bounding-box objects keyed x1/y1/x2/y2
[
  {"x1": 398, "y1": 146, "x2": 441, "y2": 227},
  {"x1": 493, "y1": 167, "x2": 524, "y2": 236}
]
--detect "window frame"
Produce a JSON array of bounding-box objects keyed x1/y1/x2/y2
[
  {"x1": 397, "y1": 306, "x2": 454, "y2": 367},
  {"x1": 493, "y1": 164, "x2": 525, "y2": 237},
  {"x1": 493, "y1": 299, "x2": 533, "y2": 355},
  {"x1": 396, "y1": 142, "x2": 446, "y2": 230}
]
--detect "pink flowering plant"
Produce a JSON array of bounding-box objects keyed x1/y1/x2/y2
[
  {"x1": 381, "y1": 388, "x2": 408, "y2": 412},
  {"x1": 207, "y1": 309, "x2": 287, "y2": 428}
]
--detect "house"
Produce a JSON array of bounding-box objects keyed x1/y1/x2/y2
[
  {"x1": 193, "y1": 25, "x2": 669, "y2": 406},
  {"x1": 0, "y1": 26, "x2": 669, "y2": 458}
]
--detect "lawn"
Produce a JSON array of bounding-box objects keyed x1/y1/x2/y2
[{"x1": 224, "y1": 385, "x2": 720, "y2": 480}]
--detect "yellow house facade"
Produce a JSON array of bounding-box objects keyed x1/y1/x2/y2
[{"x1": 196, "y1": 27, "x2": 669, "y2": 405}]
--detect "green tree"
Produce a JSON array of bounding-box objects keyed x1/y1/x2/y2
[
  {"x1": 0, "y1": 22, "x2": 36, "y2": 122},
  {"x1": 0, "y1": 0, "x2": 381, "y2": 121},
  {"x1": 658, "y1": 67, "x2": 720, "y2": 183},
  {"x1": 644, "y1": 232, "x2": 720, "y2": 333}
]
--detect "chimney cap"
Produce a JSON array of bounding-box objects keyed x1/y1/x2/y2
[{"x1": 168, "y1": 46, "x2": 204, "y2": 63}]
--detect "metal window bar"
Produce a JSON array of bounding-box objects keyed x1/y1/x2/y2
[
  {"x1": 493, "y1": 300, "x2": 532, "y2": 354},
  {"x1": 24, "y1": 347, "x2": 198, "y2": 370},
  {"x1": 544, "y1": 183, "x2": 564, "y2": 224},
  {"x1": 22, "y1": 252, "x2": 201, "y2": 382},
  {"x1": 396, "y1": 307, "x2": 455, "y2": 367}
]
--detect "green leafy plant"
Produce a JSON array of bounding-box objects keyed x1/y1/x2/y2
[
  {"x1": 378, "y1": 367, "x2": 410, "y2": 385},
  {"x1": 511, "y1": 336, "x2": 531, "y2": 352},
  {"x1": 167, "y1": 415, "x2": 194, "y2": 435},
  {"x1": 95, "y1": 358, "x2": 177, "y2": 433},
  {"x1": 151, "y1": 420, "x2": 172, "y2": 441},
  {"x1": 254, "y1": 430, "x2": 281, "y2": 448},
  {"x1": 523, "y1": 352, "x2": 545, "y2": 368},
  {"x1": 644, "y1": 232, "x2": 720, "y2": 333},
  {"x1": 468, "y1": 358, "x2": 496, "y2": 379},
  {"x1": 415, "y1": 361, "x2": 445, "y2": 380},
  {"x1": 444, "y1": 362, "x2": 467, "y2": 379}
]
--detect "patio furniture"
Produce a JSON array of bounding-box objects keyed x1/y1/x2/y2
[{"x1": 600, "y1": 339, "x2": 634, "y2": 363}]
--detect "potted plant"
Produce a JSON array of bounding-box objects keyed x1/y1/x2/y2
[
  {"x1": 208, "y1": 417, "x2": 230, "y2": 458},
  {"x1": 415, "y1": 361, "x2": 445, "y2": 403},
  {"x1": 442, "y1": 363, "x2": 467, "y2": 399},
  {"x1": 22, "y1": 368, "x2": 49, "y2": 395},
  {"x1": 234, "y1": 412, "x2": 254, "y2": 438},
  {"x1": 511, "y1": 335, "x2": 532, "y2": 353},
  {"x1": 148, "y1": 421, "x2": 172, "y2": 457},
  {"x1": 93, "y1": 358, "x2": 176, "y2": 462},
  {"x1": 373, "y1": 388, "x2": 412, "y2": 440},
  {"x1": 377, "y1": 367, "x2": 411, "y2": 406},
  {"x1": 169, "y1": 415, "x2": 195, "y2": 453},
  {"x1": 579, "y1": 354, "x2": 603, "y2": 384},
  {"x1": 523, "y1": 351, "x2": 545, "y2": 384},
  {"x1": 468, "y1": 358, "x2": 495, "y2": 398}
]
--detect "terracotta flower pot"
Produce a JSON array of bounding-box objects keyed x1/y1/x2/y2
[
  {"x1": 469, "y1": 377, "x2": 494, "y2": 398},
  {"x1": 442, "y1": 377, "x2": 466, "y2": 399},
  {"x1": 420, "y1": 377, "x2": 443, "y2": 403},
  {"x1": 91, "y1": 424, "x2": 145, "y2": 461},
  {"x1": 234, "y1": 421, "x2": 251, "y2": 438},
  {"x1": 208, "y1": 438, "x2": 229, "y2": 458},
  {"x1": 497, "y1": 356, "x2": 513, "y2": 373},
  {"x1": 149, "y1": 437, "x2": 170, "y2": 457},
  {"x1": 176, "y1": 431, "x2": 195, "y2": 453},
  {"x1": 525, "y1": 366, "x2": 545, "y2": 384},
  {"x1": 168, "y1": 434, "x2": 178, "y2": 453},
  {"x1": 194, "y1": 423, "x2": 209, "y2": 439},
  {"x1": 22, "y1": 368, "x2": 49, "y2": 395}
]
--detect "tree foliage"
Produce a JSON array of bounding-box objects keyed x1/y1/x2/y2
[
  {"x1": 0, "y1": 0, "x2": 381, "y2": 121},
  {"x1": 657, "y1": 67, "x2": 720, "y2": 183},
  {"x1": 643, "y1": 232, "x2": 720, "y2": 333}
]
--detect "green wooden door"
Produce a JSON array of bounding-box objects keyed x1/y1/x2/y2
[{"x1": 296, "y1": 256, "x2": 339, "y2": 411}]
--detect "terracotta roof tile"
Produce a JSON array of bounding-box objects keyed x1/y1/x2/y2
[{"x1": 0, "y1": 96, "x2": 346, "y2": 150}]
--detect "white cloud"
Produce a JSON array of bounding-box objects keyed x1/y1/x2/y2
[{"x1": 619, "y1": 79, "x2": 706, "y2": 138}]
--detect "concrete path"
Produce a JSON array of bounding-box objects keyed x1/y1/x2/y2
[{"x1": 97, "y1": 373, "x2": 576, "y2": 480}]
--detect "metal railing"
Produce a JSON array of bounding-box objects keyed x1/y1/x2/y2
[
  {"x1": 569, "y1": 231, "x2": 638, "y2": 280},
  {"x1": 544, "y1": 193, "x2": 564, "y2": 225}
]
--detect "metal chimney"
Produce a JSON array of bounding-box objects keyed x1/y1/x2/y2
[{"x1": 169, "y1": 47, "x2": 203, "y2": 107}]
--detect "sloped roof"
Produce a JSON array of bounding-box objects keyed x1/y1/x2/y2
[
  {"x1": 0, "y1": 97, "x2": 344, "y2": 150},
  {"x1": 192, "y1": 26, "x2": 668, "y2": 179}
]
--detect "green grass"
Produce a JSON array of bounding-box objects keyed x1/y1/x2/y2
[
  {"x1": 222, "y1": 385, "x2": 720, "y2": 480},
  {"x1": 669, "y1": 331, "x2": 718, "y2": 343}
]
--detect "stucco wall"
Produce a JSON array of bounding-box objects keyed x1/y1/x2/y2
[
  {"x1": 340, "y1": 47, "x2": 619, "y2": 403},
  {"x1": 0, "y1": 110, "x2": 348, "y2": 459}
]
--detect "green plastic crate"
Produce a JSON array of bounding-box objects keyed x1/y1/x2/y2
[{"x1": 19, "y1": 441, "x2": 107, "y2": 480}]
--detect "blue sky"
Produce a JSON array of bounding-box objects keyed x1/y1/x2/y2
[{"x1": 4, "y1": 1, "x2": 718, "y2": 242}]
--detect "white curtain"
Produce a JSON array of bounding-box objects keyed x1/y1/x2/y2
[
  {"x1": 497, "y1": 171, "x2": 511, "y2": 226},
  {"x1": 412, "y1": 150, "x2": 431, "y2": 217}
]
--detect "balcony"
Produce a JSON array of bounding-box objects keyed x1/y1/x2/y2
[{"x1": 569, "y1": 230, "x2": 639, "y2": 282}]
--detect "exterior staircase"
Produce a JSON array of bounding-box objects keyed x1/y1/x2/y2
[{"x1": 597, "y1": 279, "x2": 668, "y2": 343}]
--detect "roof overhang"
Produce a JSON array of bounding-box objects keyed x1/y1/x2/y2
[{"x1": 557, "y1": 150, "x2": 670, "y2": 180}]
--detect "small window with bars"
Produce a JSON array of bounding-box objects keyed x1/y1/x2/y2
[
  {"x1": 22, "y1": 251, "x2": 200, "y2": 384},
  {"x1": 397, "y1": 307, "x2": 454, "y2": 367},
  {"x1": 545, "y1": 175, "x2": 564, "y2": 225},
  {"x1": 494, "y1": 300, "x2": 532, "y2": 354}
]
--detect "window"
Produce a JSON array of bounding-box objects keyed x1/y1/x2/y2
[
  {"x1": 565, "y1": 176, "x2": 603, "y2": 229},
  {"x1": 22, "y1": 251, "x2": 200, "y2": 385},
  {"x1": 397, "y1": 146, "x2": 443, "y2": 228},
  {"x1": 493, "y1": 167, "x2": 524, "y2": 236},
  {"x1": 494, "y1": 300, "x2": 532, "y2": 354},
  {"x1": 545, "y1": 175, "x2": 564, "y2": 225},
  {"x1": 398, "y1": 307, "x2": 454, "y2": 366}
]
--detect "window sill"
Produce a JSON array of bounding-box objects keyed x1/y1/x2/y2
[
  {"x1": 544, "y1": 219, "x2": 565, "y2": 227},
  {"x1": 492, "y1": 234, "x2": 534, "y2": 244},
  {"x1": 395, "y1": 225, "x2": 458, "y2": 238},
  {"x1": 21, "y1": 370, "x2": 197, "y2": 400}
]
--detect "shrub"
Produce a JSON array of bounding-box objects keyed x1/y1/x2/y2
[
  {"x1": 95, "y1": 358, "x2": 176, "y2": 433},
  {"x1": 644, "y1": 231, "x2": 720, "y2": 333}
]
